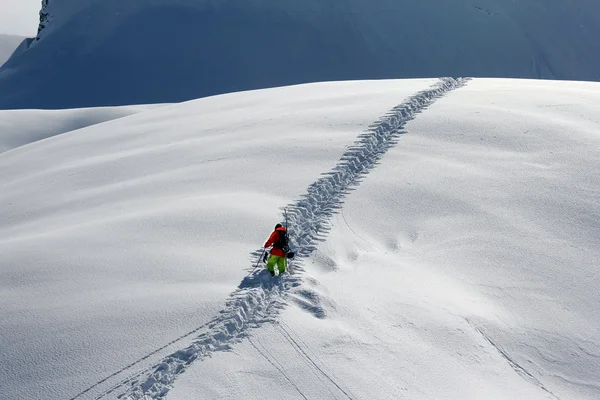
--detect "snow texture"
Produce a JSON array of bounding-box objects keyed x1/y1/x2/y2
[
  {"x1": 1, "y1": 78, "x2": 599, "y2": 400},
  {"x1": 1, "y1": 0, "x2": 600, "y2": 109},
  {"x1": 115, "y1": 77, "x2": 468, "y2": 400}
]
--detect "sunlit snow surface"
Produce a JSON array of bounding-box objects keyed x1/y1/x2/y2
[{"x1": 1, "y1": 79, "x2": 599, "y2": 400}]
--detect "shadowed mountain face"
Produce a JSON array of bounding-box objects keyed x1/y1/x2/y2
[
  {"x1": 0, "y1": 35, "x2": 25, "y2": 67},
  {"x1": 1, "y1": 0, "x2": 600, "y2": 109}
]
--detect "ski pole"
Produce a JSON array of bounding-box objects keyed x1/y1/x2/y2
[
  {"x1": 285, "y1": 208, "x2": 291, "y2": 273},
  {"x1": 255, "y1": 248, "x2": 266, "y2": 269}
]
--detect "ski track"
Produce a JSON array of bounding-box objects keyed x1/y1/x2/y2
[
  {"x1": 276, "y1": 320, "x2": 356, "y2": 399},
  {"x1": 465, "y1": 319, "x2": 560, "y2": 400},
  {"x1": 248, "y1": 336, "x2": 311, "y2": 400},
  {"x1": 78, "y1": 77, "x2": 469, "y2": 400}
]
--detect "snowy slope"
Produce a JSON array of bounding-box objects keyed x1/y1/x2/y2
[
  {"x1": 1, "y1": 0, "x2": 600, "y2": 109},
  {"x1": 1, "y1": 78, "x2": 599, "y2": 400},
  {"x1": 0, "y1": 34, "x2": 25, "y2": 67},
  {"x1": 0, "y1": 104, "x2": 165, "y2": 154}
]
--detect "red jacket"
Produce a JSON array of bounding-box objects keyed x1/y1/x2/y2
[{"x1": 264, "y1": 226, "x2": 287, "y2": 257}]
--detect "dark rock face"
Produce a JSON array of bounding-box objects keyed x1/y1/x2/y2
[
  {"x1": 1, "y1": 0, "x2": 600, "y2": 109},
  {"x1": 37, "y1": 0, "x2": 51, "y2": 36}
]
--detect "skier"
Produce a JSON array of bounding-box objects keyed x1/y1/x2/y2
[{"x1": 263, "y1": 223, "x2": 289, "y2": 276}]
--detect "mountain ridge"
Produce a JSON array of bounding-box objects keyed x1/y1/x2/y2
[
  {"x1": 0, "y1": 34, "x2": 26, "y2": 67},
  {"x1": 1, "y1": 0, "x2": 600, "y2": 109}
]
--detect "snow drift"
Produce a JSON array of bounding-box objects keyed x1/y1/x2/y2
[
  {"x1": 1, "y1": 78, "x2": 599, "y2": 400},
  {"x1": 1, "y1": 0, "x2": 600, "y2": 109},
  {"x1": 0, "y1": 104, "x2": 164, "y2": 154}
]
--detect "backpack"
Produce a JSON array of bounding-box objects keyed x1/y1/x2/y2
[{"x1": 274, "y1": 230, "x2": 290, "y2": 252}]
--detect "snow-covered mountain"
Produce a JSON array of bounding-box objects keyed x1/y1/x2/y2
[
  {"x1": 0, "y1": 34, "x2": 25, "y2": 67},
  {"x1": 1, "y1": 78, "x2": 599, "y2": 400},
  {"x1": 1, "y1": 0, "x2": 600, "y2": 109}
]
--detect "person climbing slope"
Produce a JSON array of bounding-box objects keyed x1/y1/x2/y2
[{"x1": 264, "y1": 223, "x2": 289, "y2": 276}]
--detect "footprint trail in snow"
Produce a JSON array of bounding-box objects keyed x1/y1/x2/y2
[{"x1": 89, "y1": 77, "x2": 469, "y2": 400}]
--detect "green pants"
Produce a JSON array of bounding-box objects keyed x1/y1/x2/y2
[{"x1": 266, "y1": 254, "x2": 287, "y2": 274}]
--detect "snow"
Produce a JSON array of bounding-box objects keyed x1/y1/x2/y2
[
  {"x1": 0, "y1": 104, "x2": 165, "y2": 154},
  {"x1": 0, "y1": 34, "x2": 24, "y2": 67},
  {"x1": 1, "y1": 78, "x2": 599, "y2": 400},
  {"x1": 2, "y1": 0, "x2": 600, "y2": 109}
]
